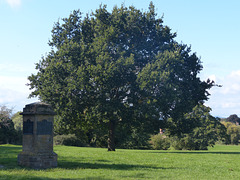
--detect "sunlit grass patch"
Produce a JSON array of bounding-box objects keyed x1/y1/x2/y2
[{"x1": 0, "y1": 144, "x2": 240, "y2": 179}]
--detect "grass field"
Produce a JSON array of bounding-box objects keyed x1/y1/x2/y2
[{"x1": 0, "y1": 144, "x2": 240, "y2": 179}]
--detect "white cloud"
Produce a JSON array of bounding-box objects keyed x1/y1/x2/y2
[
  {"x1": 0, "y1": 87, "x2": 38, "y2": 112},
  {"x1": 0, "y1": 62, "x2": 38, "y2": 112},
  {"x1": 0, "y1": 75, "x2": 38, "y2": 112},
  {"x1": 4, "y1": 0, "x2": 21, "y2": 8},
  {"x1": 219, "y1": 71, "x2": 240, "y2": 95},
  {"x1": 0, "y1": 75, "x2": 28, "y2": 92},
  {"x1": 206, "y1": 70, "x2": 240, "y2": 117}
]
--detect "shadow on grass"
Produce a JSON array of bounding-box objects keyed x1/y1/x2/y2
[
  {"x1": 0, "y1": 162, "x2": 164, "y2": 180},
  {"x1": 57, "y1": 159, "x2": 171, "y2": 170},
  {"x1": 0, "y1": 174, "x2": 111, "y2": 180}
]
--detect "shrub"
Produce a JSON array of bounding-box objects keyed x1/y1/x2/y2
[
  {"x1": 168, "y1": 104, "x2": 227, "y2": 150},
  {"x1": 170, "y1": 136, "x2": 186, "y2": 150},
  {"x1": 54, "y1": 134, "x2": 87, "y2": 147},
  {"x1": 150, "y1": 133, "x2": 209, "y2": 151},
  {"x1": 170, "y1": 132, "x2": 208, "y2": 150},
  {"x1": 150, "y1": 134, "x2": 170, "y2": 150}
]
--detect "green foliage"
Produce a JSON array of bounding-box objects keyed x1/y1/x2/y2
[
  {"x1": 0, "y1": 106, "x2": 17, "y2": 144},
  {"x1": 222, "y1": 121, "x2": 240, "y2": 145},
  {"x1": 137, "y1": 49, "x2": 213, "y2": 136},
  {"x1": 12, "y1": 111, "x2": 23, "y2": 131},
  {"x1": 10, "y1": 112, "x2": 23, "y2": 145},
  {"x1": 170, "y1": 133, "x2": 209, "y2": 150},
  {"x1": 160, "y1": 104, "x2": 227, "y2": 150},
  {"x1": 175, "y1": 104, "x2": 226, "y2": 150},
  {"x1": 150, "y1": 134, "x2": 170, "y2": 150},
  {"x1": 28, "y1": 3, "x2": 213, "y2": 150}
]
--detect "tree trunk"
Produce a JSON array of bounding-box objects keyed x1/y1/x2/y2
[{"x1": 108, "y1": 120, "x2": 116, "y2": 151}]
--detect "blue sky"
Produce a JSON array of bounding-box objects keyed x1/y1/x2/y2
[{"x1": 0, "y1": 0, "x2": 240, "y2": 117}]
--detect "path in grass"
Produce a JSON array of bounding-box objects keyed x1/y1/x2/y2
[{"x1": 0, "y1": 144, "x2": 240, "y2": 179}]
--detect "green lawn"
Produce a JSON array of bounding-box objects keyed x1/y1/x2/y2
[{"x1": 0, "y1": 144, "x2": 240, "y2": 179}]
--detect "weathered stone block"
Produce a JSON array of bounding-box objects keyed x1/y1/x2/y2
[{"x1": 18, "y1": 102, "x2": 57, "y2": 169}]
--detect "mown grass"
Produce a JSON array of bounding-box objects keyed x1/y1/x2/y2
[{"x1": 1, "y1": 144, "x2": 240, "y2": 179}]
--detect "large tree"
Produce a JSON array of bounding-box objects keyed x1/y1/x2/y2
[{"x1": 28, "y1": 3, "x2": 213, "y2": 151}]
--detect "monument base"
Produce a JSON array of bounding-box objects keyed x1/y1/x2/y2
[{"x1": 18, "y1": 152, "x2": 57, "y2": 169}]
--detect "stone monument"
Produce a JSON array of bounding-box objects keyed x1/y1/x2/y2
[{"x1": 18, "y1": 102, "x2": 57, "y2": 169}]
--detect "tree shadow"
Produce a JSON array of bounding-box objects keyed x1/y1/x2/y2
[
  {"x1": 57, "y1": 153, "x2": 177, "y2": 170},
  {"x1": 0, "y1": 174, "x2": 111, "y2": 180},
  {"x1": 57, "y1": 159, "x2": 171, "y2": 170}
]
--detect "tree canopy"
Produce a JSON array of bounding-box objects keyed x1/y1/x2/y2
[
  {"x1": 28, "y1": 2, "x2": 214, "y2": 150},
  {"x1": 226, "y1": 114, "x2": 240, "y2": 125}
]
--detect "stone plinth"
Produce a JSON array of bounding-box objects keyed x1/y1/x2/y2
[{"x1": 18, "y1": 102, "x2": 57, "y2": 169}]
